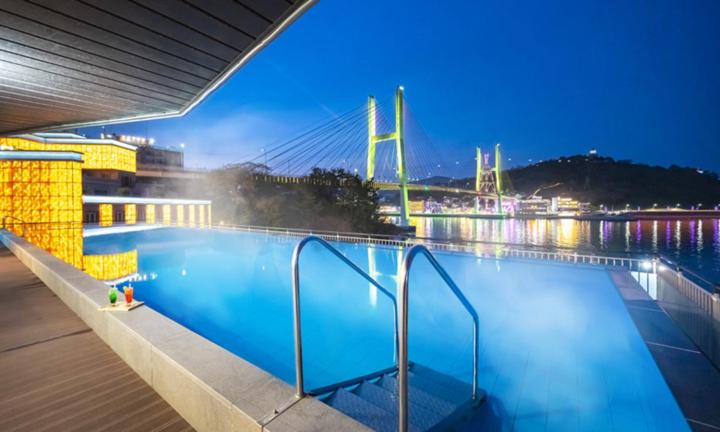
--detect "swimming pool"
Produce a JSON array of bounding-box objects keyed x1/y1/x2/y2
[{"x1": 84, "y1": 227, "x2": 689, "y2": 431}]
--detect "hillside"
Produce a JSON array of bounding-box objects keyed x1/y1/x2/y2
[{"x1": 453, "y1": 155, "x2": 720, "y2": 207}]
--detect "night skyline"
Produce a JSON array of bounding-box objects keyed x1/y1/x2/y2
[{"x1": 79, "y1": 0, "x2": 720, "y2": 176}]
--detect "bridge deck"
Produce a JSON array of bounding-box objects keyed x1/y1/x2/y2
[
  {"x1": 374, "y1": 182, "x2": 496, "y2": 196},
  {"x1": 0, "y1": 245, "x2": 193, "y2": 432}
]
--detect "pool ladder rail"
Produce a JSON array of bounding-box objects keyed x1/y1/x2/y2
[{"x1": 291, "y1": 236, "x2": 485, "y2": 432}]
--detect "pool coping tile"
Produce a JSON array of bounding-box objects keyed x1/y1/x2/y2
[{"x1": 610, "y1": 271, "x2": 720, "y2": 432}]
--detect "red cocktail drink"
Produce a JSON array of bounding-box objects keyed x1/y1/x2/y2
[{"x1": 124, "y1": 285, "x2": 134, "y2": 305}]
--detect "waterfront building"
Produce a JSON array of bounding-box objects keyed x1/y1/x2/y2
[
  {"x1": 516, "y1": 196, "x2": 552, "y2": 216},
  {"x1": 551, "y1": 196, "x2": 592, "y2": 216},
  {"x1": 0, "y1": 132, "x2": 211, "y2": 272}
]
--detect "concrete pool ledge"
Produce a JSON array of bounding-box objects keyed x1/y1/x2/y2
[{"x1": 0, "y1": 230, "x2": 370, "y2": 432}]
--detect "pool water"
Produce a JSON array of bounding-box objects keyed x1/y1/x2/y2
[{"x1": 84, "y1": 228, "x2": 689, "y2": 431}]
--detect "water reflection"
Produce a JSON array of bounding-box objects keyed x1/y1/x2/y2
[
  {"x1": 411, "y1": 217, "x2": 720, "y2": 282},
  {"x1": 83, "y1": 250, "x2": 138, "y2": 281}
]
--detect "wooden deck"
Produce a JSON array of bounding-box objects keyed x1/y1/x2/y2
[{"x1": 0, "y1": 245, "x2": 194, "y2": 432}]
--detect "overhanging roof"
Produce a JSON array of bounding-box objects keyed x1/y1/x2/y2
[{"x1": 0, "y1": 0, "x2": 315, "y2": 134}]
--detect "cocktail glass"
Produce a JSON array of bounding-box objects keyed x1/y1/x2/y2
[
  {"x1": 108, "y1": 286, "x2": 118, "y2": 305},
  {"x1": 124, "y1": 285, "x2": 134, "y2": 305}
]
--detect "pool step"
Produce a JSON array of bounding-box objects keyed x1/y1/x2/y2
[{"x1": 322, "y1": 364, "x2": 485, "y2": 432}]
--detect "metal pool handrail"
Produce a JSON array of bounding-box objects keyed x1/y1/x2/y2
[
  {"x1": 291, "y1": 235, "x2": 399, "y2": 398},
  {"x1": 397, "y1": 245, "x2": 480, "y2": 432}
]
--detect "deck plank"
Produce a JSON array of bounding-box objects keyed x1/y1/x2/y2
[{"x1": 0, "y1": 245, "x2": 194, "y2": 432}]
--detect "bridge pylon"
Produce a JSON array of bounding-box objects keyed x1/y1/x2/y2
[
  {"x1": 475, "y1": 146, "x2": 499, "y2": 212},
  {"x1": 495, "y1": 143, "x2": 503, "y2": 214},
  {"x1": 367, "y1": 86, "x2": 410, "y2": 225}
]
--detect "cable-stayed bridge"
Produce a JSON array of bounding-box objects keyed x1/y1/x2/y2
[{"x1": 243, "y1": 86, "x2": 511, "y2": 224}]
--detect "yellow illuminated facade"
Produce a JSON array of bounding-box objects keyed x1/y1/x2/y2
[
  {"x1": 146, "y1": 204, "x2": 156, "y2": 224},
  {"x1": 2, "y1": 134, "x2": 211, "y2": 279},
  {"x1": 83, "y1": 250, "x2": 138, "y2": 281},
  {"x1": 125, "y1": 204, "x2": 136, "y2": 224},
  {"x1": 0, "y1": 157, "x2": 83, "y2": 267},
  {"x1": 176, "y1": 204, "x2": 184, "y2": 226},
  {"x1": 162, "y1": 204, "x2": 171, "y2": 224},
  {"x1": 99, "y1": 204, "x2": 113, "y2": 226},
  {"x1": 0, "y1": 137, "x2": 136, "y2": 172},
  {"x1": 207, "y1": 205, "x2": 212, "y2": 225}
]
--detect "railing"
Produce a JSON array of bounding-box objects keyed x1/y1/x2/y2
[
  {"x1": 397, "y1": 245, "x2": 480, "y2": 432},
  {"x1": 207, "y1": 222, "x2": 649, "y2": 271},
  {"x1": 658, "y1": 255, "x2": 720, "y2": 296},
  {"x1": 653, "y1": 256, "x2": 719, "y2": 319},
  {"x1": 291, "y1": 235, "x2": 399, "y2": 398},
  {"x1": 635, "y1": 257, "x2": 720, "y2": 369}
]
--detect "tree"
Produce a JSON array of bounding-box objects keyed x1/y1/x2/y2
[{"x1": 198, "y1": 165, "x2": 396, "y2": 233}]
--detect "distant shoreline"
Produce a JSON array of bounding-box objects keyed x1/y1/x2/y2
[{"x1": 381, "y1": 210, "x2": 720, "y2": 222}]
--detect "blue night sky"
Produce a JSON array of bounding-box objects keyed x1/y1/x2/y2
[{"x1": 80, "y1": 0, "x2": 720, "y2": 176}]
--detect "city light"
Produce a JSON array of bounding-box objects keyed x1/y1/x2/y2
[{"x1": 641, "y1": 260, "x2": 652, "y2": 271}]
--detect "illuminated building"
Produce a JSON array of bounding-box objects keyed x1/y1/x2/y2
[
  {"x1": 550, "y1": 197, "x2": 592, "y2": 216},
  {"x1": 1, "y1": 133, "x2": 211, "y2": 272},
  {"x1": 2, "y1": 134, "x2": 136, "y2": 172},
  {"x1": 517, "y1": 197, "x2": 551, "y2": 216},
  {"x1": 83, "y1": 196, "x2": 210, "y2": 226}
]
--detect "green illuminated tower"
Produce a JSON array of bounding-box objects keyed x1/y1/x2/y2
[
  {"x1": 367, "y1": 86, "x2": 409, "y2": 225},
  {"x1": 475, "y1": 146, "x2": 482, "y2": 212},
  {"x1": 495, "y1": 143, "x2": 503, "y2": 214}
]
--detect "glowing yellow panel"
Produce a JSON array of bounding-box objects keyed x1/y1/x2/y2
[
  {"x1": 6, "y1": 138, "x2": 136, "y2": 172},
  {"x1": 99, "y1": 204, "x2": 113, "y2": 227},
  {"x1": 162, "y1": 204, "x2": 171, "y2": 225},
  {"x1": 176, "y1": 205, "x2": 184, "y2": 226},
  {"x1": 198, "y1": 205, "x2": 205, "y2": 226},
  {"x1": 0, "y1": 157, "x2": 83, "y2": 268},
  {"x1": 207, "y1": 205, "x2": 212, "y2": 226},
  {"x1": 125, "y1": 204, "x2": 136, "y2": 225},
  {"x1": 146, "y1": 204, "x2": 155, "y2": 224},
  {"x1": 188, "y1": 204, "x2": 195, "y2": 226}
]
